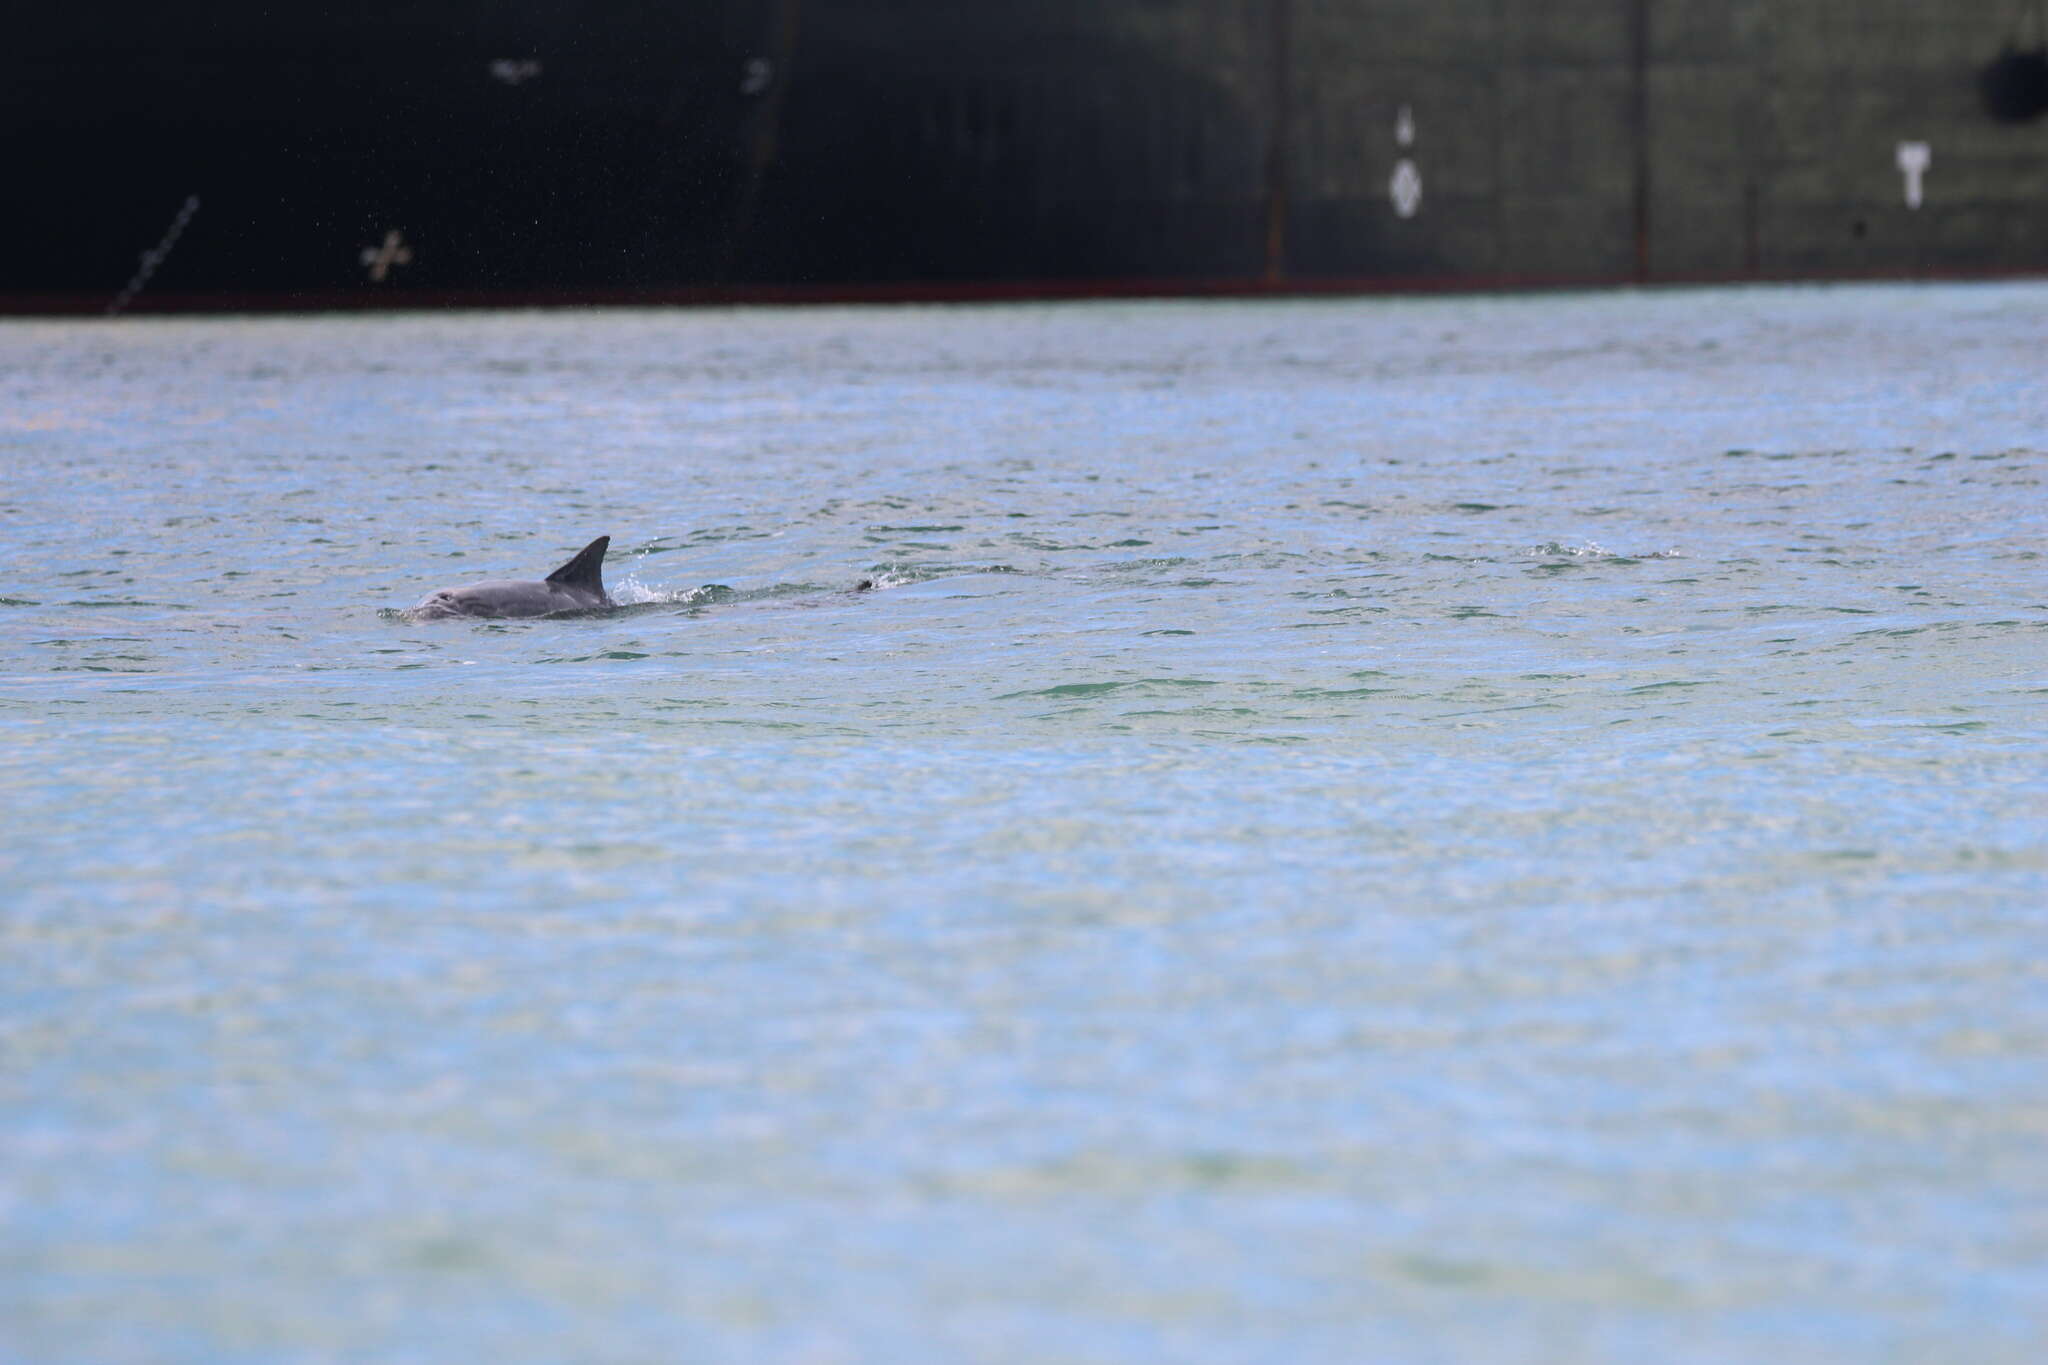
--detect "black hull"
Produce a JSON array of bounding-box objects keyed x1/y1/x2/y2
[{"x1": 11, "y1": 2, "x2": 2048, "y2": 314}]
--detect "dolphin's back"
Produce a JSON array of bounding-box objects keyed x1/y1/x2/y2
[{"x1": 407, "y1": 535, "x2": 615, "y2": 620}]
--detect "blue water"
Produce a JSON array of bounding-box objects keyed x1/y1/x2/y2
[{"x1": 2, "y1": 284, "x2": 2045, "y2": 1362}]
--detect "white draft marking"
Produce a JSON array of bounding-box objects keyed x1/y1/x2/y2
[
  {"x1": 361, "y1": 230, "x2": 414, "y2": 283},
  {"x1": 741, "y1": 58, "x2": 774, "y2": 96},
  {"x1": 1390, "y1": 105, "x2": 1421, "y2": 217},
  {"x1": 1895, "y1": 141, "x2": 1930, "y2": 209},
  {"x1": 1390, "y1": 160, "x2": 1422, "y2": 218}
]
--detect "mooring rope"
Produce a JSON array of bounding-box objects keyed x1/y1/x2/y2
[{"x1": 108, "y1": 195, "x2": 201, "y2": 316}]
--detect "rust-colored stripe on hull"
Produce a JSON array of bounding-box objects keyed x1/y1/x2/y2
[{"x1": 8, "y1": 263, "x2": 2048, "y2": 319}]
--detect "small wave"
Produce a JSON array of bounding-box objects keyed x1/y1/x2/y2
[
  {"x1": 997, "y1": 677, "x2": 1219, "y2": 701},
  {"x1": 1092, "y1": 556, "x2": 1191, "y2": 575},
  {"x1": 538, "y1": 650, "x2": 652, "y2": 664},
  {"x1": 862, "y1": 562, "x2": 1020, "y2": 591},
  {"x1": 65, "y1": 599, "x2": 181, "y2": 609},
  {"x1": 1529, "y1": 541, "x2": 1683, "y2": 560}
]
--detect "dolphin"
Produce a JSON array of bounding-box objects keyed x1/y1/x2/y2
[{"x1": 409, "y1": 535, "x2": 614, "y2": 620}]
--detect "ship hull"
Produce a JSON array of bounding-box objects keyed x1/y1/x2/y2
[{"x1": 9, "y1": 2, "x2": 2048, "y2": 313}]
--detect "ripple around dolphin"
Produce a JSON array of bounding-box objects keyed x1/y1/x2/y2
[
  {"x1": 859, "y1": 561, "x2": 1022, "y2": 589},
  {"x1": 609, "y1": 578, "x2": 874, "y2": 613}
]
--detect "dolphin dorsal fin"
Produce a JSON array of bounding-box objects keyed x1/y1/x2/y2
[{"x1": 545, "y1": 535, "x2": 610, "y2": 594}]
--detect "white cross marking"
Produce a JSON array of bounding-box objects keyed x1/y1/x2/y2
[{"x1": 361, "y1": 230, "x2": 413, "y2": 283}]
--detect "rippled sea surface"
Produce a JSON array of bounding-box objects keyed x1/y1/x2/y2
[{"x1": 3, "y1": 284, "x2": 2045, "y2": 1362}]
